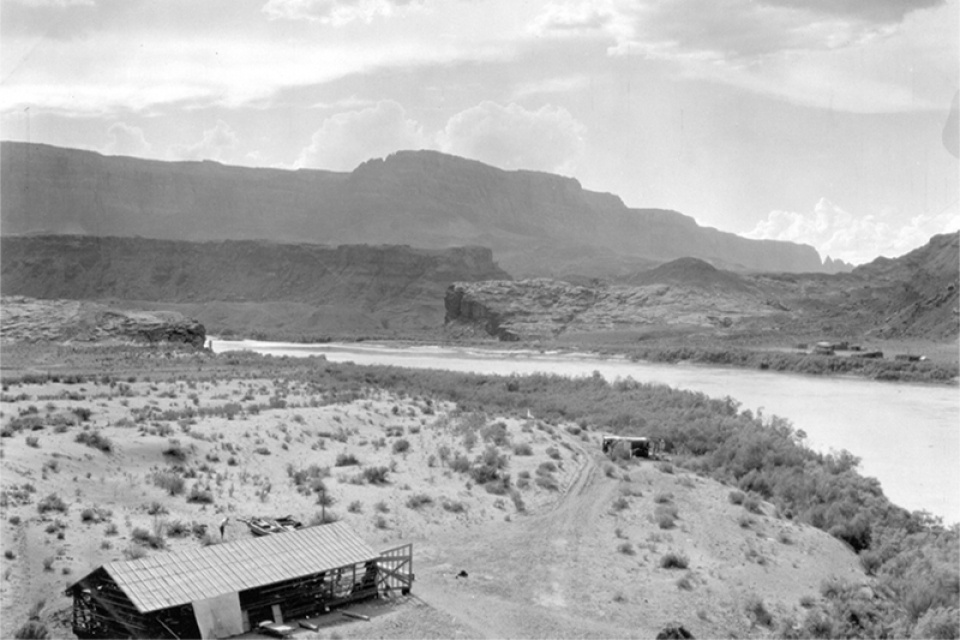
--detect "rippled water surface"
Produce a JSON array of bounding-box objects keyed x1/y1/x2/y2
[{"x1": 213, "y1": 339, "x2": 960, "y2": 523}]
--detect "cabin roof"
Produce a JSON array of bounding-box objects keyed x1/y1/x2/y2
[{"x1": 91, "y1": 521, "x2": 378, "y2": 613}]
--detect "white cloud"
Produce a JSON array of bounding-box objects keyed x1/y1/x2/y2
[
  {"x1": 297, "y1": 99, "x2": 428, "y2": 170},
  {"x1": 744, "y1": 198, "x2": 960, "y2": 264},
  {"x1": 103, "y1": 122, "x2": 151, "y2": 157},
  {"x1": 529, "y1": 0, "x2": 956, "y2": 113},
  {"x1": 170, "y1": 120, "x2": 240, "y2": 162},
  {"x1": 262, "y1": 0, "x2": 423, "y2": 25},
  {"x1": 438, "y1": 101, "x2": 586, "y2": 173}
]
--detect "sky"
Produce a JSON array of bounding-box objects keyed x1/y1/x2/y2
[{"x1": 1, "y1": 0, "x2": 958, "y2": 265}]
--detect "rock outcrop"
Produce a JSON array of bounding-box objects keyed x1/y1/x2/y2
[
  {"x1": 1, "y1": 142, "x2": 827, "y2": 277},
  {"x1": 1, "y1": 296, "x2": 206, "y2": 347},
  {"x1": 445, "y1": 273, "x2": 775, "y2": 340},
  {"x1": 0, "y1": 236, "x2": 510, "y2": 337}
]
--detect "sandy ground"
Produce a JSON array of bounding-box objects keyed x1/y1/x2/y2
[{"x1": 0, "y1": 358, "x2": 868, "y2": 639}]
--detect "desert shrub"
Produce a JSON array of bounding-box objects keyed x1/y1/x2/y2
[
  {"x1": 166, "y1": 520, "x2": 189, "y2": 537},
  {"x1": 738, "y1": 513, "x2": 755, "y2": 529},
  {"x1": 513, "y1": 443, "x2": 533, "y2": 456},
  {"x1": 335, "y1": 452, "x2": 360, "y2": 466},
  {"x1": 131, "y1": 527, "x2": 165, "y2": 549},
  {"x1": 145, "y1": 501, "x2": 168, "y2": 516},
  {"x1": 676, "y1": 573, "x2": 695, "y2": 590},
  {"x1": 14, "y1": 622, "x2": 50, "y2": 639},
  {"x1": 618, "y1": 542, "x2": 636, "y2": 555},
  {"x1": 309, "y1": 511, "x2": 340, "y2": 526},
  {"x1": 728, "y1": 490, "x2": 745, "y2": 505},
  {"x1": 660, "y1": 552, "x2": 689, "y2": 569},
  {"x1": 406, "y1": 494, "x2": 433, "y2": 510},
  {"x1": 254, "y1": 447, "x2": 271, "y2": 456},
  {"x1": 25, "y1": 436, "x2": 39, "y2": 448},
  {"x1": 374, "y1": 500, "x2": 390, "y2": 513},
  {"x1": 36, "y1": 493, "x2": 67, "y2": 514},
  {"x1": 535, "y1": 474, "x2": 559, "y2": 492},
  {"x1": 441, "y1": 499, "x2": 467, "y2": 513},
  {"x1": 124, "y1": 544, "x2": 148, "y2": 560},
  {"x1": 604, "y1": 463, "x2": 619, "y2": 478},
  {"x1": 743, "y1": 494, "x2": 763, "y2": 515},
  {"x1": 656, "y1": 504, "x2": 678, "y2": 529},
  {"x1": 611, "y1": 496, "x2": 630, "y2": 512},
  {"x1": 74, "y1": 430, "x2": 112, "y2": 453},
  {"x1": 9, "y1": 515, "x2": 21, "y2": 525},
  {"x1": 186, "y1": 484, "x2": 214, "y2": 504},
  {"x1": 545, "y1": 446, "x2": 562, "y2": 461},
  {"x1": 162, "y1": 441, "x2": 189, "y2": 461},
  {"x1": 104, "y1": 522, "x2": 119, "y2": 536},
  {"x1": 745, "y1": 595, "x2": 773, "y2": 627},
  {"x1": 152, "y1": 470, "x2": 186, "y2": 496},
  {"x1": 362, "y1": 466, "x2": 390, "y2": 485},
  {"x1": 374, "y1": 515, "x2": 388, "y2": 529},
  {"x1": 658, "y1": 462, "x2": 674, "y2": 474},
  {"x1": 392, "y1": 438, "x2": 411, "y2": 454},
  {"x1": 509, "y1": 489, "x2": 526, "y2": 512},
  {"x1": 911, "y1": 606, "x2": 960, "y2": 640},
  {"x1": 537, "y1": 461, "x2": 557, "y2": 474},
  {"x1": 481, "y1": 421, "x2": 510, "y2": 447},
  {"x1": 317, "y1": 491, "x2": 335, "y2": 507},
  {"x1": 347, "y1": 500, "x2": 363, "y2": 514},
  {"x1": 654, "y1": 491, "x2": 673, "y2": 504},
  {"x1": 4, "y1": 549, "x2": 15, "y2": 560},
  {"x1": 483, "y1": 476, "x2": 511, "y2": 495},
  {"x1": 450, "y1": 453, "x2": 471, "y2": 474}
]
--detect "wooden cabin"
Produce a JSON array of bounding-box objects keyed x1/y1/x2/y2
[{"x1": 65, "y1": 521, "x2": 413, "y2": 639}]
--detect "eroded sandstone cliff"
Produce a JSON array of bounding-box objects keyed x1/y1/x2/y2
[
  {"x1": 0, "y1": 236, "x2": 509, "y2": 337},
  {"x1": 1, "y1": 142, "x2": 828, "y2": 277},
  {"x1": 1, "y1": 296, "x2": 205, "y2": 347}
]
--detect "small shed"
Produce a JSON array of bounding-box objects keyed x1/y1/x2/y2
[
  {"x1": 66, "y1": 521, "x2": 413, "y2": 639},
  {"x1": 601, "y1": 435, "x2": 663, "y2": 458}
]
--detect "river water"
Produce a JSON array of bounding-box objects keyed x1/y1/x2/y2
[{"x1": 212, "y1": 339, "x2": 959, "y2": 524}]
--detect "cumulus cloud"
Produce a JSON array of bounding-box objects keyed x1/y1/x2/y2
[
  {"x1": 170, "y1": 120, "x2": 240, "y2": 162},
  {"x1": 262, "y1": 0, "x2": 423, "y2": 25},
  {"x1": 744, "y1": 198, "x2": 960, "y2": 264},
  {"x1": 438, "y1": 101, "x2": 586, "y2": 173},
  {"x1": 297, "y1": 99, "x2": 428, "y2": 170},
  {"x1": 103, "y1": 122, "x2": 151, "y2": 157}
]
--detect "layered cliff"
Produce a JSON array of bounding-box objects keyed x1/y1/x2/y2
[
  {"x1": 0, "y1": 235, "x2": 509, "y2": 337},
  {"x1": 1, "y1": 296, "x2": 205, "y2": 347},
  {"x1": 1, "y1": 142, "x2": 827, "y2": 277}
]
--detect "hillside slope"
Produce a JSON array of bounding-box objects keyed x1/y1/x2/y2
[{"x1": 1, "y1": 142, "x2": 829, "y2": 277}]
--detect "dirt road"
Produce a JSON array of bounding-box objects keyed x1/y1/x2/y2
[{"x1": 408, "y1": 440, "x2": 647, "y2": 638}]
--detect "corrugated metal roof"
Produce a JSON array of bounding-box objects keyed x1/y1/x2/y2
[{"x1": 104, "y1": 521, "x2": 378, "y2": 613}]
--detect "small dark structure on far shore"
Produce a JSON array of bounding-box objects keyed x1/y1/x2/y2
[
  {"x1": 601, "y1": 435, "x2": 664, "y2": 459},
  {"x1": 66, "y1": 521, "x2": 413, "y2": 639}
]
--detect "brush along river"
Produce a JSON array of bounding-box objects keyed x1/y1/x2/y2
[{"x1": 213, "y1": 339, "x2": 959, "y2": 524}]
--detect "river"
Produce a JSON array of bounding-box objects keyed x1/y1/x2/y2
[{"x1": 212, "y1": 339, "x2": 960, "y2": 524}]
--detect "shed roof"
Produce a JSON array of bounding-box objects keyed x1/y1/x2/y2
[{"x1": 101, "y1": 521, "x2": 378, "y2": 613}]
